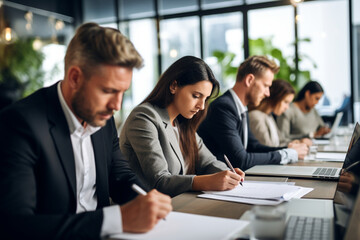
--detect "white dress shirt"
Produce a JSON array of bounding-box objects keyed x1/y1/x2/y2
[
  {"x1": 57, "y1": 82, "x2": 122, "y2": 236},
  {"x1": 229, "y1": 89, "x2": 298, "y2": 164},
  {"x1": 229, "y1": 89, "x2": 248, "y2": 149}
]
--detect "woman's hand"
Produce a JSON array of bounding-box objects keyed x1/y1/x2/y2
[{"x1": 192, "y1": 169, "x2": 245, "y2": 191}]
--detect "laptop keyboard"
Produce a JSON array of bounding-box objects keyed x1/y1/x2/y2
[
  {"x1": 313, "y1": 167, "x2": 338, "y2": 177},
  {"x1": 285, "y1": 216, "x2": 331, "y2": 240}
]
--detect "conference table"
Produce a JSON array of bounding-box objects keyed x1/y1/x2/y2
[{"x1": 172, "y1": 160, "x2": 343, "y2": 220}]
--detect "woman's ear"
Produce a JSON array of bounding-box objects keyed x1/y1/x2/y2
[{"x1": 170, "y1": 80, "x2": 178, "y2": 94}]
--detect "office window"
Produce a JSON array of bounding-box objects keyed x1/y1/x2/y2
[
  {"x1": 119, "y1": 19, "x2": 158, "y2": 119},
  {"x1": 248, "y1": 6, "x2": 294, "y2": 81},
  {"x1": 119, "y1": 0, "x2": 155, "y2": 19},
  {"x1": 245, "y1": 0, "x2": 279, "y2": 4},
  {"x1": 352, "y1": 0, "x2": 360, "y2": 122},
  {"x1": 298, "y1": 0, "x2": 350, "y2": 116},
  {"x1": 158, "y1": 0, "x2": 198, "y2": 15},
  {"x1": 82, "y1": 0, "x2": 116, "y2": 23},
  {"x1": 203, "y1": 12, "x2": 243, "y2": 90},
  {"x1": 160, "y1": 16, "x2": 201, "y2": 71},
  {"x1": 201, "y1": 0, "x2": 244, "y2": 9}
]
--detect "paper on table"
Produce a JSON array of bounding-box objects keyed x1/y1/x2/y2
[
  {"x1": 199, "y1": 186, "x2": 313, "y2": 205},
  {"x1": 203, "y1": 182, "x2": 302, "y2": 201},
  {"x1": 198, "y1": 194, "x2": 284, "y2": 205},
  {"x1": 316, "y1": 152, "x2": 346, "y2": 161},
  {"x1": 313, "y1": 139, "x2": 331, "y2": 145},
  {"x1": 110, "y1": 212, "x2": 249, "y2": 240}
]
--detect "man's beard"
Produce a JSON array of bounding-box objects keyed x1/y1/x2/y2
[{"x1": 71, "y1": 89, "x2": 112, "y2": 127}]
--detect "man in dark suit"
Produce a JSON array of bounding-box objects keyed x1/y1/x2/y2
[
  {"x1": 0, "y1": 23, "x2": 172, "y2": 240},
  {"x1": 198, "y1": 56, "x2": 308, "y2": 171}
]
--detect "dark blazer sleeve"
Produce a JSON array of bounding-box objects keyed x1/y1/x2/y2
[
  {"x1": 0, "y1": 107, "x2": 103, "y2": 240},
  {"x1": 198, "y1": 93, "x2": 283, "y2": 171}
]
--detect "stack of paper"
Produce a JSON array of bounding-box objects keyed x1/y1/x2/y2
[
  {"x1": 198, "y1": 181, "x2": 313, "y2": 205},
  {"x1": 110, "y1": 211, "x2": 249, "y2": 240},
  {"x1": 315, "y1": 152, "x2": 346, "y2": 162}
]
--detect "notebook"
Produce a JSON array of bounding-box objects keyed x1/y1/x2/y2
[
  {"x1": 316, "y1": 112, "x2": 343, "y2": 140},
  {"x1": 245, "y1": 122, "x2": 360, "y2": 180}
]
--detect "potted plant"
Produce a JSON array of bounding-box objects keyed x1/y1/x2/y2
[{"x1": 0, "y1": 38, "x2": 45, "y2": 109}]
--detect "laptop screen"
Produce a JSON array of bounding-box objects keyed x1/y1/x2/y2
[{"x1": 334, "y1": 123, "x2": 360, "y2": 239}]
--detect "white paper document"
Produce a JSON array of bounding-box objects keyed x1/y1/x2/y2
[
  {"x1": 110, "y1": 211, "x2": 249, "y2": 240},
  {"x1": 313, "y1": 139, "x2": 331, "y2": 145},
  {"x1": 315, "y1": 152, "x2": 346, "y2": 161},
  {"x1": 198, "y1": 182, "x2": 313, "y2": 205}
]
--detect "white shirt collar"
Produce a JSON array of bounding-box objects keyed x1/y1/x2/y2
[
  {"x1": 229, "y1": 89, "x2": 248, "y2": 119},
  {"x1": 57, "y1": 81, "x2": 100, "y2": 137}
]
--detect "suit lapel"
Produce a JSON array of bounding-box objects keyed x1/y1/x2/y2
[
  {"x1": 154, "y1": 105, "x2": 185, "y2": 173},
  {"x1": 46, "y1": 83, "x2": 77, "y2": 199}
]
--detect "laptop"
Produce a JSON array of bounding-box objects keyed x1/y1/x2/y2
[
  {"x1": 284, "y1": 171, "x2": 360, "y2": 240},
  {"x1": 245, "y1": 122, "x2": 360, "y2": 180},
  {"x1": 235, "y1": 178, "x2": 360, "y2": 240},
  {"x1": 316, "y1": 112, "x2": 343, "y2": 140}
]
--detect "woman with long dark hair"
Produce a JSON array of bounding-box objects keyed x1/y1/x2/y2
[
  {"x1": 276, "y1": 81, "x2": 330, "y2": 139},
  {"x1": 248, "y1": 80, "x2": 310, "y2": 159},
  {"x1": 120, "y1": 56, "x2": 244, "y2": 197}
]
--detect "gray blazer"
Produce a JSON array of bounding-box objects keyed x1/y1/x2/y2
[
  {"x1": 249, "y1": 110, "x2": 289, "y2": 147},
  {"x1": 120, "y1": 102, "x2": 228, "y2": 197}
]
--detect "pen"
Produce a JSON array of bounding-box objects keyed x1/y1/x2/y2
[
  {"x1": 131, "y1": 184, "x2": 166, "y2": 220},
  {"x1": 224, "y1": 154, "x2": 243, "y2": 186},
  {"x1": 131, "y1": 183, "x2": 147, "y2": 195},
  {"x1": 343, "y1": 160, "x2": 360, "y2": 173}
]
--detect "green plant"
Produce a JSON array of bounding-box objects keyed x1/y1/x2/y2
[
  {"x1": 249, "y1": 37, "x2": 317, "y2": 91},
  {"x1": 0, "y1": 38, "x2": 45, "y2": 97},
  {"x1": 212, "y1": 50, "x2": 238, "y2": 89}
]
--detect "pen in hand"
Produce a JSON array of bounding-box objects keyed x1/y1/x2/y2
[
  {"x1": 224, "y1": 155, "x2": 243, "y2": 186},
  {"x1": 343, "y1": 160, "x2": 360, "y2": 173},
  {"x1": 131, "y1": 184, "x2": 167, "y2": 220}
]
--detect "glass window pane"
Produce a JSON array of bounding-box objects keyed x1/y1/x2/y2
[
  {"x1": 119, "y1": 19, "x2": 158, "y2": 119},
  {"x1": 245, "y1": 0, "x2": 279, "y2": 4},
  {"x1": 160, "y1": 16, "x2": 200, "y2": 71},
  {"x1": 203, "y1": 12, "x2": 244, "y2": 90},
  {"x1": 248, "y1": 6, "x2": 295, "y2": 85},
  {"x1": 298, "y1": 0, "x2": 350, "y2": 118},
  {"x1": 83, "y1": 0, "x2": 116, "y2": 22},
  {"x1": 352, "y1": 0, "x2": 360, "y2": 122},
  {"x1": 201, "y1": 0, "x2": 243, "y2": 9},
  {"x1": 119, "y1": 0, "x2": 155, "y2": 19},
  {"x1": 158, "y1": 0, "x2": 198, "y2": 15}
]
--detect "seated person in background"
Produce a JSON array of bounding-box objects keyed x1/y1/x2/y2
[
  {"x1": 120, "y1": 56, "x2": 244, "y2": 197},
  {"x1": 277, "y1": 81, "x2": 330, "y2": 139},
  {"x1": 0, "y1": 23, "x2": 172, "y2": 240},
  {"x1": 198, "y1": 56, "x2": 308, "y2": 171},
  {"x1": 249, "y1": 79, "x2": 312, "y2": 147}
]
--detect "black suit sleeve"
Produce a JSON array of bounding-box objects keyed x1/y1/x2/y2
[
  {"x1": 199, "y1": 98, "x2": 282, "y2": 171},
  {"x1": 0, "y1": 108, "x2": 103, "y2": 240}
]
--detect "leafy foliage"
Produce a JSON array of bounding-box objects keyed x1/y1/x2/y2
[
  {"x1": 249, "y1": 37, "x2": 317, "y2": 91},
  {"x1": 0, "y1": 39, "x2": 45, "y2": 97},
  {"x1": 212, "y1": 37, "x2": 317, "y2": 92}
]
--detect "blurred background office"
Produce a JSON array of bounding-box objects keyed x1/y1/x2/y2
[{"x1": 0, "y1": 0, "x2": 359, "y2": 127}]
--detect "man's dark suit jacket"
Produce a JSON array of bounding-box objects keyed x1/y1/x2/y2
[
  {"x1": 0, "y1": 83, "x2": 145, "y2": 240},
  {"x1": 198, "y1": 90, "x2": 284, "y2": 171}
]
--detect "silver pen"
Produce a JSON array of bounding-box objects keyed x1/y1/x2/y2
[{"x1": 224, "y1": 155, "x2": 243, "y2": 186}]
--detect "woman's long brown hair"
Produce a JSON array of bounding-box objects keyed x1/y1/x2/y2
[{"x1": 142, "y1": 56, "x2": 220, "y2": 174}]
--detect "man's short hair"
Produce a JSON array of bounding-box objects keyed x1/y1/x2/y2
[
  {"x1": 236, "y1": 55, "x2": 279, "y2": 82},
  {"x1": 64, "y1": 22, "x2": 143, "y2": 78}
]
